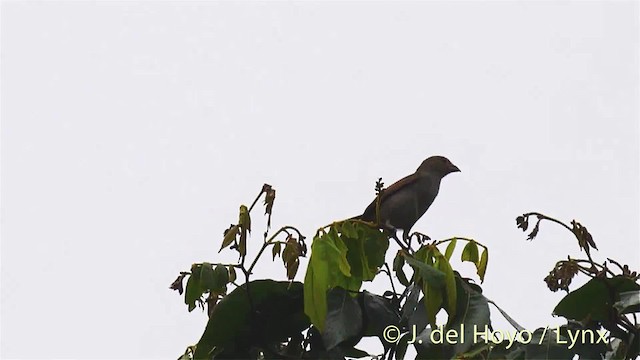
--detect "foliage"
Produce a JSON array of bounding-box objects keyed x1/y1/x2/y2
[{"x1": 171, "y1": 184, "x2": 639, "y2": 359}]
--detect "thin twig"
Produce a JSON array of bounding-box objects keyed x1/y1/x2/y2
[{"x1": 383, "y1": 263, "x2": 398, "y2": 298}]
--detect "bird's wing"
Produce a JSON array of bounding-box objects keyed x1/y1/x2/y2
[{"x1": 360, "y1": 173, "x2": 421, "y2": 221}]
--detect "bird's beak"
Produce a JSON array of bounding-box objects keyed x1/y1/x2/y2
[{"x1": 451, "y1": 164, "x2": 461, "y2": 173}]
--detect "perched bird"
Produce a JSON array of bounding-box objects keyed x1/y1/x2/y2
[{"x1": 355, "y1": 156, "x2": 460, "y2": 239}]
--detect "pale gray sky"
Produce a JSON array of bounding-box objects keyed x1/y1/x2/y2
[{"x1": 1, "y1": 1, "x2": 638, "y2": 359}]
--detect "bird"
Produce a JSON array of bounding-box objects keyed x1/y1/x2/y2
[{"x1": 354, "y1": 156, "x2": 460, "y2": 242}]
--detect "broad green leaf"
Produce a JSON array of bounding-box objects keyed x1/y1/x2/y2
[
  {"x1": 554, "y1": 276, "x2": 640, "y2": 322},
  {"x1": 185, "y1": 267, "x2": 203, "y2": 312},
  {"x1": 342, "y1": 225, "x2": 387, "y2": 282},
  {"x1": 446, "y1": 276, "x2": 491, "y2": 356},
  {"x1": 423, "y1": 281, "x2": 443, "y2": 328},
  {"x1": 477, "y1": 248, "x2": 488, "y2": 283},
  {"x1": 407, "y1": 296, "x2": 428, "y2": 335},
  {"x1": 304, "y1": 252, "x2": 329, "y2": 331},
  {"x1": 344, "y1": 232, "x2": 369, "y2": 280},
  {"x1": 303, "y1": 222, "x2": 388, "y2": 331},
  {"x1": 199, "y1": 262, "x2": 216, "y2": 291},
  {"x1": 341, "y1": 220, "x2": 357, "y2": 238},
  {"x1": 444, "y1": 238, "x2": 457, "y2": 261},
  {"x1": 461, "y1": 240, "x2": 479, "y2": 264},
  {"x1": 304, "y1": 230, "x2": 356, "y2": 331},
  {"x1": 323, "y1": 287, "x2": 363, "y2": 351},
  {"x1": 403, "y1": 254, "x2": 445, "y2": 288},
  {"x1": 414, "y1": 245, "x2": 432, "y2": 263},
  {"x1": 212, "y1": 264, "x2": 229, "y2": 293},
  {"x1": 437, "y1": 255, "x2": 457, "y2": 321},
  {"x1": 327, "y1": 228, "x2": 351, "y2": 277},
  {"x1": 194, "y1": 280, "x2": 309, "y2": 359},
  {"x1": 358, "y1": 224, "x2": 388, "y2": 271},
  {"x1": 413, "y1": 326, "x2": 454, "y2": 359},
  {"x1": 524, "y1": 327, "x2": 574, "y2": 360},
  {"x1": 361, "y1": 291, "x2": 401, "y2": 338},
  {"x1": 394, "y1": 332, "x2": 411, "y2": 360},
  {"x1": 487, "y1": 342, "x2": 525, "y2": 359}
]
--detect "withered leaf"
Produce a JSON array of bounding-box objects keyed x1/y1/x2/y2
[
  {"x1": 228, "y1": 265, "x2": 237, "y2": 283},
  {"x1": 220, "y1": 224, "x2": 239, "y2": 252},
  {"x1": 527, "y1": 221, "x2": 540, "y2": 240},
  {"x1": 516, "y1": 215, "x2": 528, "y2": 231},
  {"x1": 169, "y1": 273, "x2": 188, "y2": 295},
  {"x1": 286, "y1": 258, "x2": 300, "y2": 280},
  {"x1": 272, "y1": 241, "x2": 282, "y2": 260}
]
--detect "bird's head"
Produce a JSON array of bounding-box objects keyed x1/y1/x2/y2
[{"x1": 416, "y1": 156, "x2": 461, "y2": 177}]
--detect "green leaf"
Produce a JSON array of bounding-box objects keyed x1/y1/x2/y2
[
  {"x1": 461, "y1": 240, "x2": 479, "y2": 264},
  {"x1": 304, "y1": 230, "x2": 358, "y2": 331},
  {"x1": 393, "y1": 251, "x2": 409, "y2": 287},
  {"x1": 199, "y1": 262, "x2": 216, "y2": 291},
  {"x1": 358, "y1": 224, "x2": 388, "y2": 271},
  {"x1": 228, "y1": 265, "x2": 236, "y2": 283},
  {"x1": 414, "y1": 245, "x2": 432, "y2": 263},
  {"x1": 413, "y1": 326, "x2": 454, "y2": 359},
  {"x1": 409, "y1": 306, "x2": 429, "y2": 341},
  {"x1": 323, "y1": 287, "x2": 363, "y2": 351},
  {"x1": 403, "y1": 254, "x2": 445, "y2": 288},
  {"x1": 444, "y1": 238, "x2": 457, "y2": 261},
  {"x1": 423, "y1": 280, "x2": 443, "y2": 328},
  {"x1": 212, "y1": 264, "x2": 229, "y2": 293},
  {"x1": 194, "y1": 280, "x2": 309, "y2": 359},
  {"x1": 394, "y1": 332, "x2": 411, "y2": 360},
  {"x1": 304, "y1": 251, "x2": 329, "y2": 331},
  {"x1": 328, "y1": 228, "x2": 352, "y2": 277},
  {"x1": 437, "y1": 255, "x2": 457, "y2": 321},
  {"x1": 554, "y1": 276, "x2": 640, "y2": 322},
  {"x1": 303, "y1": 222, "x2": 388, "y2": 332},
  {"x1": 361, "y1": 291, "x2": 400, "y2": 340},
  {"x1": 185, "y1": 266, "x2": 203, "y2": 312},
  {"x1": 524, "y1": 327, "x2": 574, "y2": 360},
  {"x1": 220, "y1": 225, "x2": 239, "y2": 252},
  {"x1": 341, "y1": 220, "x2": 357, "y2": 238},
  {"x1": 446, "y1": 276, "x2": 491, "y2": 356},
  {"x1": 477, "y1": 248, "x2": 488, "y2": 283}
]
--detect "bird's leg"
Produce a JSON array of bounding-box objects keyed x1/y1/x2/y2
[
  {"x1": 389, "y1": 231, "x2": 411, "y2": 253},
  {"x1": 378, "y1": 222, "x2": 411, "y2": 253},
  {"x1": 402, "y1": 231, "x2": 412, "y2": 249}
]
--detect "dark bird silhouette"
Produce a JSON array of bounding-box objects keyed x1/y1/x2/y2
[{"x1": 354, "y1": 156, "x2": 460, "y2": 241}]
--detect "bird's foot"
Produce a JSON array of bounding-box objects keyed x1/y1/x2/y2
[{"x1": 407, "y1": 232, "x2": 431, "y2": 245}]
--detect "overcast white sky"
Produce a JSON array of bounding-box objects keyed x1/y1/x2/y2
[{"x1": 1, "y1": 1, "x2": 638, "y2": 359}]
